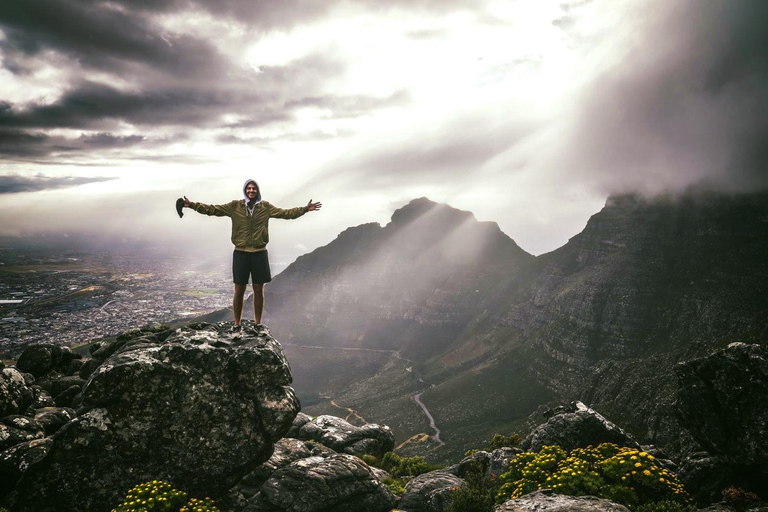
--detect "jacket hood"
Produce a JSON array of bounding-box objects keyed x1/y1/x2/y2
[{"x1": 243, "y1": 179, "x2": 262, "y2": 205}]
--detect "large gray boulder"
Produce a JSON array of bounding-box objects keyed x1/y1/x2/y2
[
  {"x1": 399, "y1": 470, "x2": 463, "y2": 512},
  {"x1": 0, "y1": 416, "x2": 45, "y2": 452},
  {"x1": 225, "y1": 437, "x2": 336, "y2": 508},
  {"x1": 15, "y1": 344, "x2": 80, "y2": 380},
  {"x1": 0, "y1": 368, "x2": 33, "y2": 418},
  {"x1": 675, "y1": 343, "x2": 768, "y2": 468},
  {"x1": 11, "y1": 322, "x2": 300, "y2": 512},
  {"x1": 522, "y1": 402, "x2": 640, "y2": 453},
  {"x1": 297, "y1": 415, "x2": 395, "y2": 458},
  {"x1": 495, "y1": 490, "x2": 630, "y2": 512},
  {"x1": 243, "y1": 453, "x2": 395, "y2": 512},
  {"x1": 0, "y1": 438, "x2": 52, "y2": 499}
]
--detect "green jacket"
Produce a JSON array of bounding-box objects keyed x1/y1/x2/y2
[{"x1": 192, "y1": 200, "x2": 307, "y2": 251}]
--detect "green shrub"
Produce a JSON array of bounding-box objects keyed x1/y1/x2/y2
[
  {"x1": 380, "y1": 452, "x2": 442, "y2": 477},
  {"x1": 112, "y1": 480, "x2": 219, "y2": 512},
  {"x1": 487, "y1": 433, "x2": 521, "y2": 451},
  {"x1": 382, "y1": 477, "x2": 407, "y2": 496},
  {"x1": 355, "y1": 453, "x2": 379, "y2": 467},
  {"x1": 447, "y1": 460, "x2": 500, "y2": 512},
  {"x1": 495, "y1": 444, "x2": 692, "y2": 509},
  {"x1": 722, "y1": 486, "x2": 760, "y2": 512}
]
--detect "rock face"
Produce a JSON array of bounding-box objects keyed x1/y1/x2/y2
[
  {"x1": 0, "y1": 437, "x2": 52, "y2": 499},
  {"x1": 675, "y1": 342, "x2": 768, "y2": 500},
  {"x1": 11, "y1": 322, "x2": 300, "y2": 512},
  {"x1": 296, "y1": 415, "x2": 395, "y2": 459},
  {"x1": 15, "y1": 344, "x2": 81, "y2": 380},
  {"x1": 494, "y1": 490, "x2": 630, "y2": 512},
  {"x1": 244, "y1": 453, "x2": 395, "y2": 512},
  {"x1": 676, "y1": 343, "x2": 768, "y2": 468},
  {"x1": 522, "y1": 402, "x2": 640, "y2": 453},
  {"x1": 226, "y1": 437, "x2": 336, "y2": 508},
  {"x1": 0, "y1": 367, "x2": 33, "y2": 418},
  {"x1": 399, "y1": 470, "x2": 464, "y2": 512}
]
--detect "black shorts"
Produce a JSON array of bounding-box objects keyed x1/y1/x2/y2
[{"x1": 232, "y1": 250, "x2": 272, "y2": 285}]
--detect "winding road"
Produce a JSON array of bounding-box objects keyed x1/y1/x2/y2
[{"x1": 414, "y1": 392, "x2": 444, "y2": 446}]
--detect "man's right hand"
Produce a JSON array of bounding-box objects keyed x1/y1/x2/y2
[{"x1": 184, "y1": 196, "x2": 191, "y2": 208}]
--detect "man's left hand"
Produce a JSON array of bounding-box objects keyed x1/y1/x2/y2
[{"x1": 307, "y1": 199, "x2": 322, "y2": 212}]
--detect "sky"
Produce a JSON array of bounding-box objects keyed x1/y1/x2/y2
[{"x1": 1, "y1": 0, "x2": 767, "y2": 265}]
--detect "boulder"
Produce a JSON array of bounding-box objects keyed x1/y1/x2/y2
[
  {"x1": 0, "y1": 368, "x2": 33, "y2": 418},
  {"x1": 399, "y1": 470, "x2": 463, "y2": 512},
  {"x1": 227, "y1": 437, "x2": 336, "y2": 506},
  {"x1": 243, "y1": 453, "x2": 395, "y2": 512},
  {"x1": 50, "y1": 376, "x2": 85, "y2": 397},
  {"x1": 53, "y1": 384, "x2": 81, "y2": 408},
  {"x1": 27, "y1": 386, "x2": 55, "y2": 411},
  {"x1": 0, "y1": 416, "x2": 45, "y2": 451},
  {"x1": 15, "y1": 345, "x2": 80, "y2": 380},
  {"x1": 33, "y1": 407, "x2": 76, "y2": 436},
  {"x1": 494, "y1": 490, "x2": 630, "y2": 511},
  {"x1": 675, "y1": 343, "x2": 768, "y2": 469},
  {"x1": 677, "y1": 451, "x2": 736, "y2": 506},
  {"x1": 285, "y1": 412, "x2": 313, "y2": 438},
  {"x1": 11, "y1": 321, "x2": 300, "y2": 512},
  {"x1": 522, "y1": 402, "x2": 640, "y2": 453},
  {"x1": 297, "y1": 415, "x2": 395, "y2": 458},
  {"x1": 448, "y1": 447, "x2": 520, "y2": 480},
  {"x1": 0, "y1": 438, "x2": 52, "y2": 499}
]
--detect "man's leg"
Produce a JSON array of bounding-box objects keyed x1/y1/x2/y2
[
  {"x1": 233, "y1": 284, "x2": 247, "y2": 325},
  {"x1": 252, "y1": 283, "x2": 265, "y2": 324}
]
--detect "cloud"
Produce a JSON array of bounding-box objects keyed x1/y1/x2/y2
[
  {"x1": 0, "y1": 173, "x2": 117, "y2": 194},
  {"x1": 550, "y1": 0, "x2": 768, "y2": 194}
]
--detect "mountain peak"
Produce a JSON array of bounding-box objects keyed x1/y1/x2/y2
[{"x1": 388, "y1": 197, "x2": 475, "y2": 228}]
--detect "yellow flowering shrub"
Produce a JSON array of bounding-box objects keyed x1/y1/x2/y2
[
  {"x1": 495, "y1": 444, "x2": 692, "y2": 509},
  {"x1": 112, "y1": 480, "x2": 219, "y2": 512}
]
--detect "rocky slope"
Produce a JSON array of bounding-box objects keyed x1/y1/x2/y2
[{"x1": 263, "y1": 190, "x2": 768, "y2": 462}]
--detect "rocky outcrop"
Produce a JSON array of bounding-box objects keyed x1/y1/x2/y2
[
  {"x1": 676, "y1": 343, "x2": 768, "y2": 468},
  {"x1": 522, "y1": 402, "x2": 640, "y2": 453},
  {"x1": 225, "y1": 437, "x2": 336, "y2": 509},
  {"x1": 675, "y1": 342, "x2": 768, "y2": 500},
  {"x1": 15, "y1": 344, "x2": 81, "y2": 381},
  {"x1": 243, "y1": 453, "x2": 395, "y2": 512},
  {"x1": 399, "y1": 470, "x2": 463, "y2": 512},
  {"x1": 10, "y1": 321, "x2": 300, "y2": 512},
  {"x1": 296, "y1": 415, "x2": 395, "y2": 458},
  {"x1": 0, "y1": 438, "x2": 52, "y2": 499},
  {"x1": 494, "y1": 490, "x2": 630, "y2": 511},
  {"x1": 285, "y1": 412, "x2": 313, "y2": 438},
  {"x1": 447, "y1": 447, "x2": 520, "y2": 479},
  {"x1": 32, "y1": 407, "x2": 76, "y2": 436},
  {"x1": 0, "y1": 367, "x2": 33, "y2": 418},
  {"x1": 0, "y1": 416, "x2": 45, "y2": 452}
]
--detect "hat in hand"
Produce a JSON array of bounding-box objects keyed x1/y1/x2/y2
[{"x1": 176, "y1": 197, "x2": 185, "y2": 218}]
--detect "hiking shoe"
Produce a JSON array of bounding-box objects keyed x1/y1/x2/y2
[{"x1": 230, "y1": 324, "x2": 242, "y2": 338}]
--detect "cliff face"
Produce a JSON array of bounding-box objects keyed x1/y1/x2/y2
[{"x1": 264, "y1": 191, "x2": 768, "y2": 460}]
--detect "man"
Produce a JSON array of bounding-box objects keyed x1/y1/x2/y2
[{"x1": 184, "y1": 179, "x2": 321, "y2": 330}]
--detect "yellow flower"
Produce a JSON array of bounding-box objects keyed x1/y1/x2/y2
[
  {"x1": 634, "y1": 463, "x2": 642, "y2": 467},
  {"x1": 643, "y1": 470, "x2": 651, "y2": 476}
]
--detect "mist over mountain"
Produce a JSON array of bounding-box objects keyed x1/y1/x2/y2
[{"x1": 262, "y1": 190, "x2": 768, "y2": 461}]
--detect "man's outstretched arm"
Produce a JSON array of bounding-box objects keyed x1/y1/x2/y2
[
  {"x1": 268, "y1": 199, "x2": 322, "y2": 219},
  {"x1": 184, "y1": 196, "x2": 234, "y2": 217}
]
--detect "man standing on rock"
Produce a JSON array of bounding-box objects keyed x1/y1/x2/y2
[{"x1": 183, "y1": 179, "x2": 321, "y2": 330}]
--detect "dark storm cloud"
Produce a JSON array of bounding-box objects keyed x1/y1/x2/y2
[
  {"x1": 0, "y1": 1, "x2": 229, "y2": 79},
  {"x1": 0, "y1": 129, "x2": 144, "y2": 158},
  {"x1": 560, "y1": 0, "x2": 768, "y2": 193},
  {"x1": 79, "y1": 133, "x2": 146, "y2": 148},
  {"x1": 0, "y1": 174, "x2": 116, "y2": 194}
]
